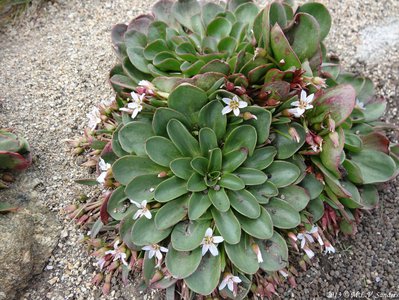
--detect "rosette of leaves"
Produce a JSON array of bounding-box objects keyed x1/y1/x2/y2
[
  {"x1": 300, "y1": 70, "x2": 399, "y2": 233},
  {"x1": 110, "y1": 0, "x2": 332, "y2": 97},
  {"x1": 105, "y1": 83, "x2": 314, "y2": 298}
]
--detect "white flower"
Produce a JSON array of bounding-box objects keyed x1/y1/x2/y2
[
  {"x1": 324, "y1": 241, "x2": 336, "y2": 255},
  {"x1": 138, "y1": 80, "x2": 155, "y2": 93},
  {"x1": 288, "y1": 90, "x2": 314, "y2": 118},
  {"x1": 130, "y1": 199, "x2": 152, "y2": 220},
  {"x1": 221, "y1": 95, "x2": 248, "y2": 116},
  {"x1": 201, "y1": 228, "x2": 224, "y2": 256},
  {"x1": 104, "y1": 240, "x2": 128, "y2": 266},
  {"x1": 96, "y1": 158, "x2": 111, "y2": 184},
  {"x1": 97, "y1": 257, "x2": 106, "y2": 270},
  {"x1": 87, "y1": 107, "x2": 101, "y2": 130},
  {"x1": 297, "y1": 232, "x2": 314, "y2": 249},
  {"x1": 303, "y1": 246, "x2": 315, "y2": 259},
  {"x1": 142, "y1": 244, "x2": 168, "y2": 267},
  {"x1": 218, "y1": 273, "x2": 242, "y2": 296},
  {"x1": 355, "y1": 98, "x2": 365, "y2": 110},
  {"x1": 279, "y1": 269, "x2": 289, "y2": 278},
  {"x1": 119, "y1": 92, "x2": 145, "y2": 119}
]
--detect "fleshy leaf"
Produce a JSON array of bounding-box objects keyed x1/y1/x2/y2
[
  {"x1": 264, "y1": 198, "x2": 301, "y2": 229},
  {"x1": 171, "y1": 220, "x2": 210, "y2": 251},
  {"x1": 258, "y1": 231, "x2": 289, "y2": 271},
  {"x1": 154, "y1": 176, "x2": 188, "y2": 202},
  {"x1": 224, "y1": 234, "x2": 259, "y2": 274},
  {"x1": 264, "y1": 161, "x2": 300, "y2": 188},
  {"x1": 211, "y1": 208, "x2": 241, "y2": 244},
  {"x1": 165, "y1": 246, "x2": 202, "y2": 279},
  {"x1": 236, "y1": 207, "x2": 273, "y2": 239}
]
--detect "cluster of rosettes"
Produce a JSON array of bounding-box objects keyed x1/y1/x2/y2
[{"x1": 70, "y1": 0, "x2": 399, "y2": 298}]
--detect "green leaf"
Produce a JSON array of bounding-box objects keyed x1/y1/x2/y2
[
  {"x1": 264, "y1": 198, "x2": 301, "y2": 229},
  {"x1": 344, "y1": 132, "x2": 363, "y2": 153},
  {"x1": 270, "y1": 24, "x2": 301, "y2": 71},
  {"x1": 155, "y1": 196, "x2": 189, "y2": 230},
  {"x1": 219, "y1": 173, "x2": 245, "y2": 190},
  {"x1": 234, "y1": 2, "x2": 259, "y2": 27},
  {"x1": 168, "y1": 84, "x2": 208, "y2": 121},
  {"x1": 286, "y1": 13, "x2": 320, "y2": 60},
  {"x1": 243, "y1": 146, "x2": 276, "y2": 170},
  {"x1": 234, "y1": 167, "x2": 267, "y2": 185},
  {"x1": 191, "y1": 157, "x2": 209, "y2": 176},
  {"x1": 199, "y1": 128, "x2": 218, "y2": 156},
  {"x1": 207, "y1": 17, "x2": 232, "y2": 39},
  {"x1": 359, "y1": 185, "x2": 379, "y2": 209},
  {"x1": 222, "y1": 149, "x2": 248, "y2": 173},
  {"x1": 131, "y1": 216, "x2": 172, "y2": 246},
  {"x1": 349, "y1": 150, "x2": 396, "y2": 184},
  {"x1": 125, "y1": 174, "x2": 164, "y2": 202},
  {"x1": 198, "y1": 101, "x2": 227, "y2": 140},
  {"x1": 242, "y1": 107, "x2": 272, "y2": 145},
  {"x1": 154, "y1": 176, "x2": 188, "y2": 202},
  {"x1": 188, "y1": 192, "x2": 212, "y2": 220},
  {"x1": 218, "y1": 36, "x2": 238, "y2": 56},
  {"x1": 273, "y1": 123, "x2": 306, "y2": 159},
  {"x1": 145, "y1": 136, "x2": 181, "y2": 167},
  {"x1": 308, "y1": 84, "x2": 356, "y2": 126},
  {"x1": 184, "y1": 253, "x2": 221, "y2": 295},
  {"x1": 167, "y1": 119, "x2": 201, "y2": 157},
  {"x1": 208, "y1": 148, "x2": 222, "y2": 172},
  {"x1": 170, "y1": 158, "x2": 193, "y2": 180},
  {"x1": 199, "y1": 60, "x2": 231, "y2": 75},
  {"x1": 299, "y1": 173, "x2": 324, "y2": 199},
  {"x1": 126, "y1": 47, "x2": 150, "y2": 73},
  {"x1": 144, "y1": 39, "x2": 169, "y2": 60},
  {"x1": 264, "y1": 161, "x2": 300, "y2": 188},
  {"x1": 153, "y1": 108, "x2": 191, "y2": 137},
  {"x1": 227, "y1": 189, "x2": 261, "y2": 219},
  {"x1": 223, "y1": 125, "x2": 257, "y2": 156},
  {"x1": 113, "y1": 156, "x2": 167, "y2": 185},
  {"x1": 124, "y1": 29, "x2": 147, "y2": 48},
  {"x1": 237, "y1": 207, "x2": 273, "y2": 239},
  {"x1": 224, "y1": 234, "x2": 259, "y2": 274},
  {"x1": 307, "y1": 196, "x2": 324, "y2": 222},
  {"x1": 258, "y1": 231, "x2": 288, "y2": 271},
  {"x1": 320, "y1": 127, "x2": 345, "y2": 178},
  {"x1": 187, "y1": 173, "x2": 207, "y2": 192},
  {"x1": 172, "y1": 0, "x2": 201, "y2": 31},
  {"x1": 298, "y1": 2, "x2": 331, "y2": 40},
  {"x1": 166, "y1": 246, "x2": 202, "y2": 279},
  {"x1": 248, "y1": 181, "x2": 278, "y2": 204},
  {"x1": 278, "y1": 185, "x2": 310, "y2": 211},
  {"x1": 339, "y1": 180, "x2": 362, "y2": 209},
  {"x1": 208, "y1": 188, "x2": 230, "y2": 212},
  {"x1": 171, "y1": 220, "x2": 210, "y2": 251},
  {"x1": 211, "y1": 208, "x2": 241, "y2": 244}
]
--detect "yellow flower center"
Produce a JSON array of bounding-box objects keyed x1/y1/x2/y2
[{"x1": 229, "y1": 100, "x2": 240, "y2": 110}]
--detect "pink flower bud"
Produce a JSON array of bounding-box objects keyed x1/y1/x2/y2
[
  {"x1": 288, "y1": 127, "x2": 300, "y2": 143},
  {"x1": 91, "y1": 273, "x2": 104, "y2": 285},
  {"x1": 157, "y1": 171, "x2": 168, "y2": 178}
]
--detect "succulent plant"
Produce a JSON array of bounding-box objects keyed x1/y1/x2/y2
[
  {"x1": 0, "y1": 130, "x2": 31, "y2": 188},
  {"x1": 70, "y1": 0, "x2": 399, "y2": 298}
]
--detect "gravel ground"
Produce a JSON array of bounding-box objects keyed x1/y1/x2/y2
[{"x1": 0, "y1": 0, "x2": 398, "y2": 299}]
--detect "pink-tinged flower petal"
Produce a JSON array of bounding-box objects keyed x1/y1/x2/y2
[
  {"x1": 212, "y1": 236, "x2": 224, "y2": 243},
  {"x1": 227, "y1": 280, "x2": 234, "y2": 292},
  {"x1": 306, "y1": 93, "x2": 315, "y2": 103},
  {"x1": 143, "y1": 210, "x2": 152, "y2": 219},
  {"x1": 201, "y1": 244, "x2": 210, "y2": 256},
  {"x1": 306, "y1": 104, "x2": 314, "y2": 110},
  {"x1": 238, "y1": 101, "x2": 248, "y2": 108},
  {"x1": 131, "y1": 108, "x2": 140, "y2": 119},
  {"x1": 209, "y1": 244, "x2": 219, "y2": 256},
  {"x1": 155, "y1": 250, "x2": 163, "y2": 260},
  {"x1": 141, "y1": 200, "x2": 147, "y2": 207},
  {"x1": 133, "y1": 210, "x2": 142, "y2": 220},
  {"x1": 119, "y1": 108, "x2": 132, "y2": 113},
  {"x1": 130, "y1": 200, "x2": 141, "y2": 208},
  {"x1": 142, "y1": 245, "x2": 153, "y2": 251},
  {"x1": 219, "y1": 278, "x2": 228, "y2": 290},
  {"x1": 304, "y1": 233, "x2": 315, "y2": 244},
  {"x1": 300, "y1": 238, "x2": 306, "y2": 249},
  {"x1": 205, "y1": 227, "x2": 213, "y2": 237},
  {"x1": 233, "y1": 108, "x2": 240, "y2": 116},
  {"x1": 96, "y1": 172, "x2": 107, "y2": 184},
  {"x1": 120, "y1": 253, "x2": 128, "y2": 266},
  {"x1": 105, "y1": 250, "x2": 116, "y2": 255},
  {"x1": 303, "y1": 247, "x2": 315, "y2": 259},
  {"x1": 232, "y1": 276, "x2": 242, "y2": 283},
  {"x1": 148, "y1": 249, "x2": 156, "y2": 259},
  {"x1": 160, "y1": 247, "x2": 168, "y2": 253},
  {"x1": 222, "y1": 98, "x2": 232, "y2": 105},
  {"x1": 222, "y1": 106, "x2": 232, "y2": 115},
  {"x1": 290, "y1": 100, "x2": 300, "y2": 107},
  {"x1": 300, "y1": 90, "x2": 307, "y2": 101}
]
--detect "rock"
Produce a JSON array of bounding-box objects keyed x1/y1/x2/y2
[{"x1": 0, "y1": 202, "x2": 60, "y2": 299}]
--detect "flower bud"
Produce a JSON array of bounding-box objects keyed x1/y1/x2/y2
[
  {"x1": 329, "y1": 132, "x2": 339, "y2": 148},
  {"x1": 157, "y1": 171, "x2": 168, "y2": 178},
  {"x1": 243, "y1": 112, "x2": 258, "y2": 120},
  {"x1": 92, "y1": 273, "x2": 104, "y2": 285}
]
